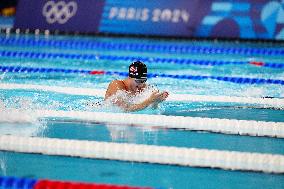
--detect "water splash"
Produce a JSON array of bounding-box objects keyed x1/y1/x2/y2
[
  {"x1": 243, "y1": 87, "x2": 265, "y2": 97},
  {"x1": 0, "y1": 106, "x2": 38, "y2": 124},
  {"x1": 84, "y1": 84, "x2": 162, "y2": 112},
  {"x1": 0, "y1": 98, "x2": 47, "y2": 136}
]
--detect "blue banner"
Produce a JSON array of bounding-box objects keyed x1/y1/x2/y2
[
  {"x1": 99, "y1": 0, "x2": 202, "y2": 36},
  {"x1": 14, "y1": 0, "x2": 284, "y2": 40},
  {"x1": 14, "y1": 0, "x2": 105, "y2": 33}
]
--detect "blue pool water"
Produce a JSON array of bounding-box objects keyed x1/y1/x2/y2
[{"x1": 0, "y1": 33, "x2": 284, "y2": 189}]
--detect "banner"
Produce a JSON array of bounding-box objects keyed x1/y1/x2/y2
[
  {"x1": 14, "y1": 0, "x2": 284, "y2": 40},
  {"x1": 14, "y1": 0, "x2": 104, "y2": 33},
  {"x1": 99, "y1": 0, "x2": 202, "y2": 36}
]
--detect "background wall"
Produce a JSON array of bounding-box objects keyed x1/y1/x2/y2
[{"x1": 14, "y1": 0, "x2": 284, "y2": 40}]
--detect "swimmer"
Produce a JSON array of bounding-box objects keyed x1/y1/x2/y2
[{"x1": 105, "y1": 61, "x2": 169, "y2": 112}]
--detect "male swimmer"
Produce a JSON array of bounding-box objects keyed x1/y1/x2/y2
[{"x1": 105, "y1": 61, "x2": 169, "y2": 112}]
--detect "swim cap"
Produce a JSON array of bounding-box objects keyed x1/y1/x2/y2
[{"x1": 129, "y1": 61, "x2": 147, "y2": 79}]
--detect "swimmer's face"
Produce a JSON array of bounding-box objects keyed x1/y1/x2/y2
[{"x1": 130, "y1": 78, "x2": 147, "y2": 91}]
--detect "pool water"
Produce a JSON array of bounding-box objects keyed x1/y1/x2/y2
[{"x1": 0, "y1": 33, "x2": 284, "y2": 189}]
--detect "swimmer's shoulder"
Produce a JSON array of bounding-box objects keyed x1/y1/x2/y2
[
  {"x1": 108, "y1": 80, "x2": 126, "y2": 90},
  {"x1": 105, "y1": 80, "x2": 126, "y2": 99}
]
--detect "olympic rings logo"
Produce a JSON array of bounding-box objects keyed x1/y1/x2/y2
[{"x1": 42, "y1": 1, "x2": 77, "y2": 24}]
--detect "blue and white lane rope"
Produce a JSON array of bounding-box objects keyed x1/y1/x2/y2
[
  {"x1": 0, "y1": 50, "x2": 283, "y2": 69},
  {"x1": 1, "y1": 135, "x2": 284, "y2": 173},
  {"x1": 1, "y1": 36, "x2": 284, "y2": 56},
  {"x1": 1, "y1": 65, "x2": 283, "y2": 85}
]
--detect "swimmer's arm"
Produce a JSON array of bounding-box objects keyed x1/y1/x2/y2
[
  {"x1": 105, "y1": 82, "x2": 168, "y2": 112},
  {"x1": 151, "y1": 101, "x2": 159, "y2": 109},
  {"x1": 106, "y1": 93, "x2": 154, "y2": 112},
  {"x1": 124, "y1": 91, "x2": 169, "y2": 112},
  {"x1": 106, "y1": 92, "x2": 153, "y2": 112},
  {"x1": 123, "y1": 98, "x2": 155, "y2": 112}
]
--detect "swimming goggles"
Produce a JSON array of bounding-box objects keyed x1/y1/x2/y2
[{"x1": 135, "y1": 79, "x2": 147, "y2": 84}]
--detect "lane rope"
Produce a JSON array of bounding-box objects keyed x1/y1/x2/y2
[
  {"x1": 1, "y1": 36, "x2": 283, "y2": 56},
  {"x1": 0, "y1": 176, "x2": 36, "y2": 189},
  {"x1": 0, "y1": 176, "x2": 153, "y2": 189},
  {"x1": 1, "y1": 65, "x2": 283, "y2": 85},
  {"x1": 2, "y1": 108, "x2": 283, "y2": 137},
  {"x1": 38, "y1": 109, "x2": 284, "y2": 138},
  {"x1": 1, "y1": 83, "x2": 283, "y2": 108},
  {"x1": 0, "y1": 49, "x2": 283, "y2": 69},
  {"x1": 1, "y1": 135, "x2": 283, "y2": 173}
]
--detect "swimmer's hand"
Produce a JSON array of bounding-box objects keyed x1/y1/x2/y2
[
  {"x1": 161, "y1": 91, "x2": 169, "y2": 100},
  {"x1": 149, "y1": 91, "x2": 169, "y2": 103}
]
